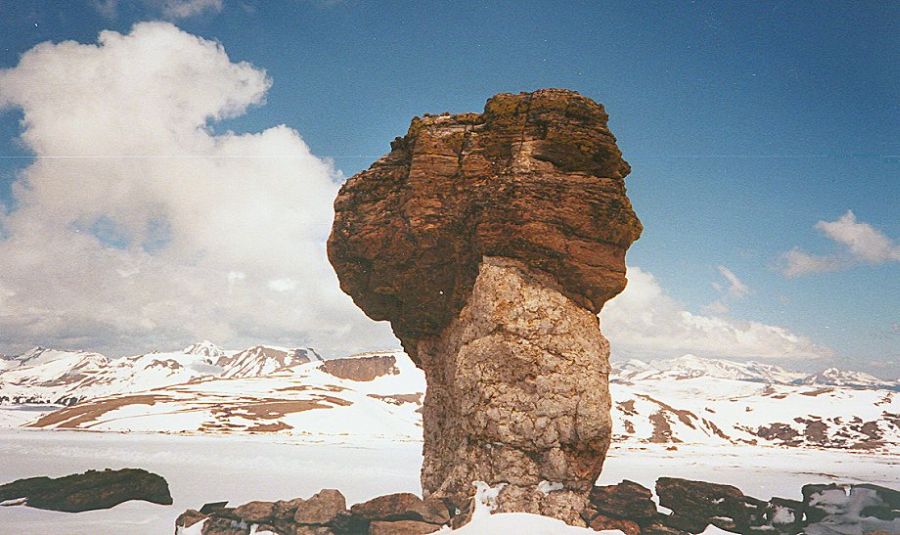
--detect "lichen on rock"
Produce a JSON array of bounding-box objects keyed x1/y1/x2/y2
[{"x1": 327, "y1": 88, "x2": 642, "y2": 524}]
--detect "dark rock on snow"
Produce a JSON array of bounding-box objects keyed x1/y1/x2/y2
[{"x1": 0, "y1": 468, "x2": 172, "y2": 513}]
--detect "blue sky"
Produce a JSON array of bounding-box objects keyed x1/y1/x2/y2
[{"x1": 0, "y1": 1, "x2": 897, "y2": 376}]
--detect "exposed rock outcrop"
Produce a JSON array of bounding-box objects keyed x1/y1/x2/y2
[
  {"x1": 0, "y1": 468, "x2": 172, "y2": 512},
  {"x1": 320, "y1": 355, "x2": 399, "y2": 382},
  {"x1": 175, "y1": 480, "x2": 900, "y2": 534},
  {"x1": 174, "y1": 491, "x2": 446, "y2": 535},
  {"x1": 328, "y1": 88, "x2": 641, "y2": 522}
]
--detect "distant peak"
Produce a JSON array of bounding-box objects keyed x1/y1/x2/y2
[{"x1": 183, "y1": 341, "x2": 224, "y2": 358}]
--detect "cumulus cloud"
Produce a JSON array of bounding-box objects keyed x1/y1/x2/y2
[
  {"x1": 0, "y1": 22, "x2": 396, "y2": 356},
  {"x1": 780, "y1": 210, "x2": 900, "y2": 277},
  {"x1": 602, "y1": 266, "x2": 830, "y2": 359}
]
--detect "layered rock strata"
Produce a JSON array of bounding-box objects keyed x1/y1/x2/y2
[{"x1": 328, "y1": 89, "x2": 642, "y2": 522}]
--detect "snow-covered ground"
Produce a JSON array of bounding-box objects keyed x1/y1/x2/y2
[
  {"x1": 4, "y1": 349, "x2": 896, "y2": 452},
  {"x1": 0, "y1": 429, "x2": 896, "y2": 535},
  {"x1": 1, "y1": 347, "x2": 898, "y2": 533}
]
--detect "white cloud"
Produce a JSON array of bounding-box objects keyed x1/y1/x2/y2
[
  {"x1": 602, "y1": 266, "x2": 829, "y2": 359},
  {"x1": 716, "y1": 265, "x2": 750, "y2": 298},
  {"x1": 780, "y1": 248, "x2": 846, "y2": 277},
  {"x1": 780, "y1": 210, "x2": 899, "y2": 277},
  {"x1": 816, "y1": 210, "x2": 900, "y2": 263},
  {"x1": 702, "y1": 265, "x2": 750, "y2": 314},
  {"x1": 0, "y1": 22, "x2": 396, "y2": 356}
]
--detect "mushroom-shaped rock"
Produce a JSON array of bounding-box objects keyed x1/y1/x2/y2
[{"x1": 328, "y1": 89, "x2": 641, "y2": 525}]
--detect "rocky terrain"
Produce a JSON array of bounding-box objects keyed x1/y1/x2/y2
[
  {"x1": 328, "y1": 88, "x2": 642, "y2": 523},
  {"x1": 170, "y1": 478, "x2": 900, "y2": 535}
]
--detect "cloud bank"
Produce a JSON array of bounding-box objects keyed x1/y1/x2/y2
[
  {"x1": 0, "y1": 22, "x2": 396, "y2": 356},
  {"x1": 602, "y1": 266, "x2": 829, "y2": 359},
  {"x1": 781, "y1": 210, "x2": 900, "y2": 277}
]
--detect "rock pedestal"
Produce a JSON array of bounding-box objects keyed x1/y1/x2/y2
[
  {"x1": 418, "y1": 257, "x2": 611, "y2": 523},
  {"x1": 327, "y1": 88, "x2": 642, "y2": 525}
]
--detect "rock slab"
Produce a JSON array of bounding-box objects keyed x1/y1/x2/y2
[{"x1": 0, "y1": 468, "x2": 172, "y2": 513}]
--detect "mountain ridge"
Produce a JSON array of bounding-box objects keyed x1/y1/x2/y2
[
  {"x1": 2, "y1": 345, "x2": 897, "y2": 407},
  {"x1": 2, "y1": 349, "x2": 895, "y2": 453}
]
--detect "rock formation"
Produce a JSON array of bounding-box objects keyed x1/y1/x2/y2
[
  {"x1": 174, "y1": 479, "x2": 900, "y2": 534},
  {"x1": 0, "y1": 468, "x2": 172, "y2": 512},
  {"x1": 328, "y1": 88, "x2": 642, "y2": 523},
  {"x1": 176, "y1": 490, "x2": 450, "y2": 535}
]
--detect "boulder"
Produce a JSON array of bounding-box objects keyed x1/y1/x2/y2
[
  {"x1": 176, "y1": 509, "x2": 207, "y2": 530},
  {"x1": 350, "y1": 492, "x2": 441, "y2": 523},
  {"x1": 588, "y1": 480, "x2": 658, "y2": 522},
  {"x1": 273, "y1": 498, "x2": 305, "y2": 520},
  {"x1": 293, "y1": 489, "x2": 346, "y2": 525},
  {"x1": 200, "y1": 516, "x2": 248, "y2": 535},
  {"x1": 656, "y1": 477, "x2": 765, "y2": 533},
  {"x1": 587, "y1": 513, "x2": 641, "y2": 535},
  {"x1": 233, "y1": 500, "x2": 275, "y2": 523},
  {"x1": 368, "y1": 520, "x2": 440, "y2": 534},
  {"x1": 200, "y1": 501, "x2": 230, "y2": 514},
  {"x1": 766, "y1": 497, "x2": 804, "y2": 533},
  {"x1": 640, "y1": 523, "x2": 690, "y2": 535},
  {"x1": 0, "y1": 468, "x2": 172, "y2": 513}
]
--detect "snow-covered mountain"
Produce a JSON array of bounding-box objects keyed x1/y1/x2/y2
[
  {"x1": 1, "y1": 349, "x2": 897, "y2": 452},
  {"x1": 0, "y1": 342, "x2": 321, "y2": 405},
  {"x1": 611, "y1": 354, "x2": 899, "y2": 390},
  {"x1": 801, "y1": 367, "x2": 894, "y2": 389}
]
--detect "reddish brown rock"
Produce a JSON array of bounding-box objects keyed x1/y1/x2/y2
[
  {"x1": 293, "y1": 489, "x2": 346, "y2": 525},
  {"x1": 200, "y1": 516, "x2": 248, "y2": 535},
  {"x1": 588, "y1": 513, "x2": 641, "y2": 535},
  {"x1": 233, "y1": 500, "x2": 275, "y2": 523},
  {"x1": 368, "y1": 520, "x2": 441, "y2": 535},
  {"x1": 328, "y1": 88, "x2": 641, "y2": 357},
  {"x1": 175, "y1": 509, "x2": 207, "y2": 530},
  {"x1": 328, "y1": 89, "x2": 641, "y2": 523},
  {"x1": 319, "y1": 355, "x2": 399, "y2": 382},
  {"x1": 349, "y1": 492, "x2": 448, "y2": 524},
  {"x1": 273, "y1": 498, "x2": 305, "y2": 520}
]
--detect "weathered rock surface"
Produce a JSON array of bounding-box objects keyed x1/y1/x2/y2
[
  {"x1": 329, "y1": 88, "x2": 641, "y2": 355},
  {"x1": 418, "y1": 256, "x2": 614, "y2": 522},
  {"x1": 656, "y1": 477, "x2": 766, "y2": 534},
  {"x1": 174, "y1": 479, "x2": 900, "y2": 535},
  {"x1": 0, "y1": 468, "x2": 172, "y2": 513},
  {"x1": 176, "y1": 490, "x2": 449, "y2": 535},
  {"x1": 328, "y1": 88, "x2": 641, "y2": 522},
  {"x1": 293, "y1": 489, "x2": 346, "y2": 525},
  {"x1": 587, "y1": 479, "x2": 658, "y2": 523},
  {"x1": 349, "y1": 492, "x2": 449, "y2": 524},
  {"x1": 319, "y1": 355, "x2": 399, "y2": 382},
  {"x1": 368, "y1": 519, "x2": 440, "y2": 535}
]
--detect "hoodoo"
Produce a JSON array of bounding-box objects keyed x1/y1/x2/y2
[{"x1": 328, "y1": 89, "x2": 641, "y2": 525}]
